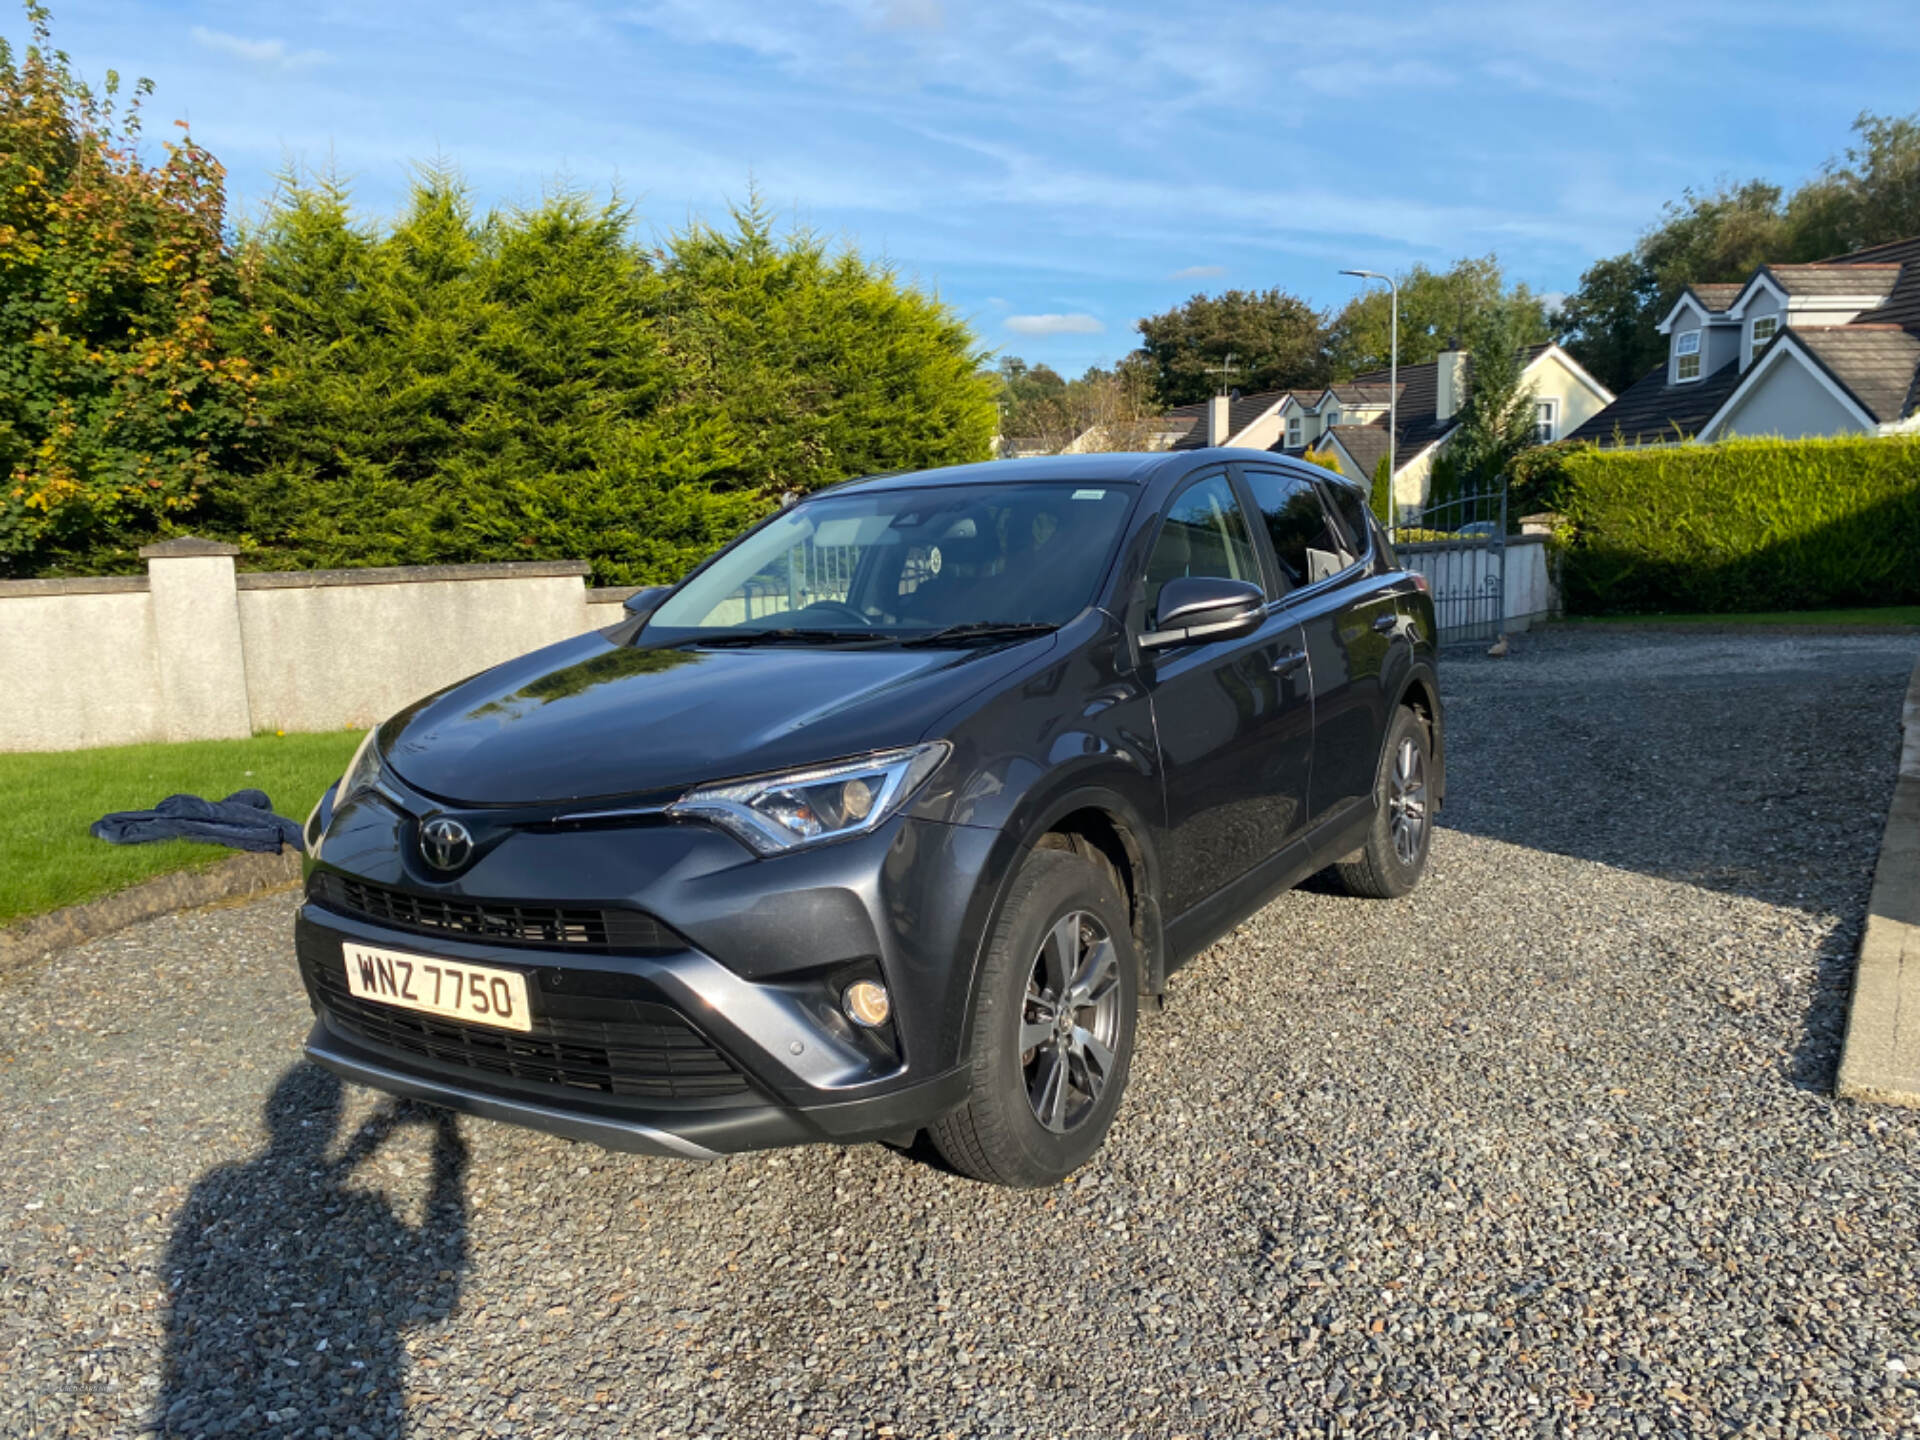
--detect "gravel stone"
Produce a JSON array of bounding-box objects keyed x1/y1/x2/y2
[{"x1": 4, "y1": 626, "x2": 1919, "y2": 1439}]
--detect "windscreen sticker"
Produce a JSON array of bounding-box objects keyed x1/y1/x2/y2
[
  {"x1": 1072, "y1": 488, "x2": 1106, "y2": 500},
  {"x1": 928, "y1": 545, "x2": 942, "y2": 575}
]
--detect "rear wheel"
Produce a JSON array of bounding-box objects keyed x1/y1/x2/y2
[
  {"x1": 1330, "y1": 705, "x2": 1433, "y2": 899},
  {"x1": 930, "y1": 848, "x2": 1137, "y2": 1187}
]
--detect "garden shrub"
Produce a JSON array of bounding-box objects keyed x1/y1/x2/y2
[{"x1": 1527, "y1": 435, "x2": 1920, "y2": 613}]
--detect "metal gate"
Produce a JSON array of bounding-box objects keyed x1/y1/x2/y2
[{"x1": 1394, "y1": 482, "x2": 1507, "y2": 643}]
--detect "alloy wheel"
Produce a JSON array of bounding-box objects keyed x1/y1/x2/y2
[
  {"x1": 1387, "y1": 736, "x2": 1428, "y2": 866},
  {"x1": 1019, "y1": 910, "x2": 1122, "y2": 1133}
]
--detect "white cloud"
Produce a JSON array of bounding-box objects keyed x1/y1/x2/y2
[
  {"x1": 1171, "y1": 264, "x2": 1225, "y2": 279},
  {"x1": 876, "y1": 0, "x2": 944, "y2": 31},
  {"x1": 191, "y1": 25, "x2": 326, "y2": 68},
  {"x1": 1006, "y1": 313, "x2": 1103, "y2": 336}
]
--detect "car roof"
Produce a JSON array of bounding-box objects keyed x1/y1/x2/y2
[{"x1": 831, "y1": 447, "x2": 1342, "y2": 495}]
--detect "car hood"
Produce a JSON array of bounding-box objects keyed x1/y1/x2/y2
[{"x1": 380, "y1": 632, "x2": 1053, "y2": 806}]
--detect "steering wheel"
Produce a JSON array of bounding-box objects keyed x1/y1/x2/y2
[{"x1": 795, "y1": 599, "x2": 871, "y2": 627}]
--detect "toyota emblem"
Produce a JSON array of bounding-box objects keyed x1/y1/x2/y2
[{"x1": 419, "y1": 816, "x2": 473, "y2": 871}]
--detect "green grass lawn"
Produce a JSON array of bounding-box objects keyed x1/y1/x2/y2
[
  {"x1": 1569, "y1": 606, "x2": 1920, "y2": 628},
  {"x1": 0, "y1": 730, "x2": 362, "y2": 927}
]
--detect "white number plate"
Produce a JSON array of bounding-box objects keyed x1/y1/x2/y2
[{"x1": 342, "y1": 943, "x2": 532, "y2": 1033}]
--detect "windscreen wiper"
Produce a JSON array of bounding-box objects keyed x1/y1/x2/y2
[
  {"x1": 898, "y1": 621, "x2": 1060, "y2": 647},
  {"x1": 679, "y1": 628, "x2": 887, "y2": 647}
]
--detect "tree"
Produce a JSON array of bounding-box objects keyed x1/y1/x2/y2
[
  {"x1": 1324, "y1": 256, "x2": 1551, "y2": 380},
  {"x1": 1427, "y1": 304, "x2": 1539, "y2": 511},
  {"x1": 1785, "y1": 112, "x2": 1920, "y2": 257},
  {"x1": 217, "y1": 182, "x2": 995, "y2": 584},
  {"x1": 651, "y1": 199, "x2": 997, "y2": 506},
  {"x1": 0, "y1": 4, "x2": 253, "y2": 576},
  {"x1": 993, "y1": 354, "x2": 1161, "y2": 453},
  {"x1": 1134, "y1": 288, "x2": 1327, "y2": 406}
]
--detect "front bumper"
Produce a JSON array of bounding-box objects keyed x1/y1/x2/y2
[
  {"x1": 295, "y1": 794, "x2": 1003, "y2": 1157},
  {"x1": 295, "y1": 902, "x2": 971, "y2": 1156}
]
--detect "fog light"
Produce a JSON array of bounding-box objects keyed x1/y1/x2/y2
[{"x1": 842, "y1": 979, "x2": 891, "y2": 1028}]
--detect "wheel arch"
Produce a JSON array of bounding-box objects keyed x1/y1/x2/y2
[
  {"x1": 954, "y1": 783, "x2": 1167, "y2": 1061},
  {"x1": 1390, "y1": 664, "x2": 1445, "y2": 809}
]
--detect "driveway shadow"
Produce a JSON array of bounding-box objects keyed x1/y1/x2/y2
[{"x1": 156, "y1": 1065, "x2": 468, "y2": 1439}]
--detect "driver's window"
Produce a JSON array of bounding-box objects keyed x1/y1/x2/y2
[{"x1": 1143, "y1": 474, "x2": 1259, "y2": 619}]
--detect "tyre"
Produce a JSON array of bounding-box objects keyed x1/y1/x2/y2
[
  {"x1": 930, "y1": 848, "x2": 1138, "y2": 1187},
  {"x1": 1330, "y1": 705, "x2": 1433, "y2": 900}
]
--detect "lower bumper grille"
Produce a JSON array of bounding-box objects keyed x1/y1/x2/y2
[{"x1": 298, "y1": 946, "x2": 749, "y2": 1102}]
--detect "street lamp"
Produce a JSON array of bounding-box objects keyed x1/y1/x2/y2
[{"x1": 1339, "y1": 268, "x2": 1398, "y2": 539}]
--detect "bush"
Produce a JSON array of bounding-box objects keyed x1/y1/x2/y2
[
  {"x1": 0, "y1": 8, "x2": 252, "y2": 577},
  {"x1": 1531, "y1": 435, "x2": 1920, "y2": 613},
  {"x1": 216, "y1": 179, "x2": 997, "y2": 586}
]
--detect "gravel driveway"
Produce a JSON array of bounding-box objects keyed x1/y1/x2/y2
[{"x1": 5, "y1": 627, "x2": 1919, "y2": 1440}]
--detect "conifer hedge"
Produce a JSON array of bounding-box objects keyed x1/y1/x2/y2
[{"x1": 1528, "y1": 435, "x2": 1920, "y2": 614}]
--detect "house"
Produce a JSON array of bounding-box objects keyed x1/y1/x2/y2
[
  {"x1": 1567, "y1": 235, "x2": 1920, "y2": 446},
  {"x1": 1303, "y1": 344, "x2": 1612, "y2": 516}
]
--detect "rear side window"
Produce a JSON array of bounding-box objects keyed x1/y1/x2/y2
[
  {"x1": 1322, "y1": 481, "x2": 1373, "y2": 559},
  {"x1": 1144, "y1": 473, "x2": 1259, "y2": 617},
  {"x1": 1241, "y1": 468, "x2": 1357, "y2": 588}
]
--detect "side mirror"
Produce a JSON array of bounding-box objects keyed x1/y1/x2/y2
[
  {"x1": 621, "y1": 585, "x2": 670, "y2": 620},
  {"x1": 1140, "y1": 576, "x2": 1265, "y2": 649}
]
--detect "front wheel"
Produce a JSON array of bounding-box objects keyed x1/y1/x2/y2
[
  {"x1": 1329, "y1": 705, "x2": 1433, "y2": 899},
  {"x1": 930, "y1": 848, "x2": 1137, "y2": 1187}
]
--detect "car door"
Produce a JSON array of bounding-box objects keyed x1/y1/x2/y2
[
  {"x1": 1235, "y1": 465, "x2": 1396, "y2": 828},
  {"x1": 1136, "y1": 468, "x2": 1314, "y2": 921}
]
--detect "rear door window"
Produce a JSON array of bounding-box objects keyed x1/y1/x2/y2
[{"x1": 1240, "y1": 468, "x2": 1357, "y2": 588}]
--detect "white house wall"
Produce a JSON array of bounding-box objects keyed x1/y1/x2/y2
[
  {"x1": 1532, "y1": 354, "x2": 1611, "y2": 440},
  {"x1": 1708, "y1": 357, "x2": 1870, "y2": 440},
  {"x1": 1232, "y1": 409, "x2": 1286, "y2": 450}
]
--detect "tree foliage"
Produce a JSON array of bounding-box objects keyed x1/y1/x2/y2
[
  {"x1": 1526, "y1": 435, "x2": 1920, "y2": 614},
  {"x1": 1555, "y1": 111, "x2": 1920, "y2": 393},
  {"x1": 1426, "y1": 303, "x2": 1540, "y2": 507},
  {"x1": 1135, "y1": 288, "x2": 1328, "y2": 406},
  {"x1": 992, "y1": 354, "x2": 1160, "y2": 452},
  {"x1": 1323, "y1": 256, "x2": 1550, "y2": 380},
  {"x1": 0, "y1": 5, "x2": 998, "y2": 583},
  {"x1": 0, "y1": 4, "x2": 253, "y2": 576},
  {"x1": 213, "y1": 180, "x2": 996, "y2": 584}
]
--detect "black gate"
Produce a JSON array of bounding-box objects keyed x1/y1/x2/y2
[{"x1": 1393, "y1": 483, "x2": 1507, "y2": 643}]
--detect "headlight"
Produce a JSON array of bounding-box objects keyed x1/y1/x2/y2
[
  {"x1": 336, "y1": 726, "x2": 385, "y2": 807},
  {"x1": 668, "y1": 743, "x2": 949, "y2": 856}
]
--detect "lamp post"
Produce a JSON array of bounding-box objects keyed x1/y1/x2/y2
[{"x1": 1339, "y1": 268, "x2": 1398, "y2": 539}]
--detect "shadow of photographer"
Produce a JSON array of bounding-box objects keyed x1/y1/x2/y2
[{"x1": 156, "y1": 1064, "x2": 469, "y2": 1439}]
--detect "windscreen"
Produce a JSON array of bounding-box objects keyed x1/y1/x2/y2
[{"x1": 647, "y1": 482, "x2": 1137, "y2": 636}]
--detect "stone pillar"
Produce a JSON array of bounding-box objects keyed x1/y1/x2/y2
[{"x1": 139, "y1": 537, "x2": 252, "y2": 741}]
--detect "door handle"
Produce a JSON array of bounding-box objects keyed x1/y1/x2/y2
[
  {"x1": 1372, "y1": 612, "x2": 1399, "y2": 634},
  {"x1": 1270, "y1": 648, "x2": 1307, "y2": 677}
]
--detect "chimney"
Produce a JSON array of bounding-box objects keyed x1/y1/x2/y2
[
  {"x1": 1207, "y1": 393, "x2": 1232, "y2": 446},
  {"x1": 1435, "y1": 337, "x2": 1467, "y2": 422}
]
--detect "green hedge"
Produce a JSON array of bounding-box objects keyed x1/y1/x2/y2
[{"x1": 1528, "y1": 435, "x2": 1920, "y2": 614}]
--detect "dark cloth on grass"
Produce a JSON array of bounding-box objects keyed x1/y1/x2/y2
[{"x1": 90, "y1": 788, "x2": 305, "y2": 854}]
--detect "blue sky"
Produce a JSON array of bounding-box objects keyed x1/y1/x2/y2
[{"x1": 42, "y1": 0, "x2": 1920, "y2": 375}]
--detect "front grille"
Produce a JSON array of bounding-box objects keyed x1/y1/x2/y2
[
  {"x1": 308, "y1": 873, "x2": 682, "y2": 954},
  {"x1": 299, "y1": 946, "x2": 749, "y2": 1100}
]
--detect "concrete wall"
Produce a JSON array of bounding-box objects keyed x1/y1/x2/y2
[
  {"x1": 1709, "y1": 354, "x2": 1868, "y2": 441},
  {"x1": 237, "y1": 567, "x2": 604, "y2": 734},
  {"x1": 0, "y1": 542, "x2": 609, "y2": 752},
  {"x1": 1, "y1": 579, "x2": 166, "y2": 751}
]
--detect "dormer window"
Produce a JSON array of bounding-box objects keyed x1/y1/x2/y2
[
  {"x1": 1324, "y1": 408, "x2": 1340, "y2": 428},
  {"x1": 1287, "y1": 416, "x2": 1302, "y2": 447},
  {"x1": 1750, "y1": 315, "x2": 1777, "y2": 361},
  {"x1": 1675, "y1": 330, "x2": 1701, "y2": 382}
]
